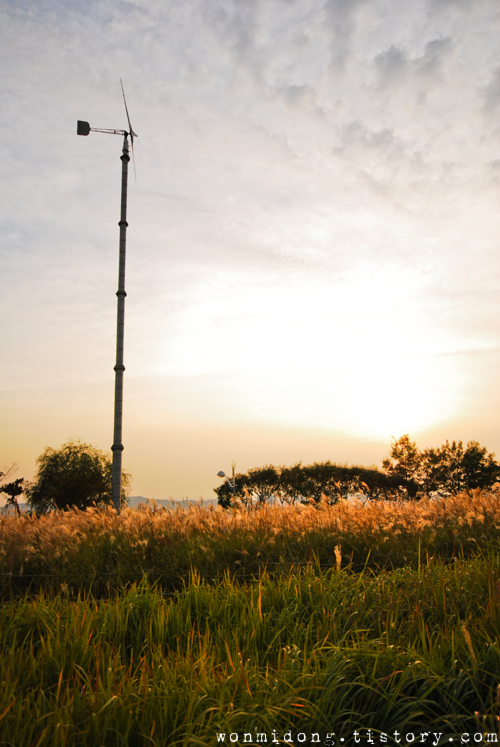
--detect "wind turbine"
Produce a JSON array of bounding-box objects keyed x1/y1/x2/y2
[{"x1": 77, "y1": 80, "x2": 137, "y2": 513}]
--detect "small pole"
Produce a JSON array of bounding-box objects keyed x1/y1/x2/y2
[{"x1": 111, "y1": 133, "x2": 130, "y2": 512}]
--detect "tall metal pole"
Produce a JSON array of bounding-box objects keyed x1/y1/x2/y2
[{"x1": 111, "y1": 133, "x2": 130, "y2": 513}]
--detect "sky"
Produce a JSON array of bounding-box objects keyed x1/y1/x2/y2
[{"x1": 1, "y1": 0, "x2": 499, "y2": 502}]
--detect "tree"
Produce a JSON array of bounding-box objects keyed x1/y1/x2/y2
[
  {"x1": 0, "y1": 464, "x2": 24, "y2": 516},
  {"x1": 420, "y1": 440, "x2": 465, "y2": 495},
  {"x1": 214, "y1": 436, "x2": 500, "y2": 509},
  {"x1": 383, "y1": 435, "x2": 500, "y2": 498},
  {"x1": 421, "y1": 440, "x2": 500, "y2": 496},
  {"x1": 382, "y1": 435, "x2": 424, "y2": 498},
  {"x1": 461, "y1": 441, "x2": 500, "y2": 489},
  {"x1": 213, "y1": 461, "x2": 403, "y2": 507},
  {"x1": 26, "y1": 439, "x2": 131, "y2": 513},
  {"x1": 246, "y1": 465, "x2": 280, "y2": 506}
]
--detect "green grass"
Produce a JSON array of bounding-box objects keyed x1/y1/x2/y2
[{"x1": 1, "y1": 556, "x2": 500, "y2": 745}]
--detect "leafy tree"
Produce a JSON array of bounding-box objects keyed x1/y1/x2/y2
[
  {"x1": 246, "y1": 466, "x2": 280, "y2": 506},
  {"x1": 382, "y1": 435, "x2": 424, "y2": 498},
  {"x1": 214, "y1": 437, "x2": 500, "y2": 509},
  {"x1": 0, "y1": 464, "x2": 24, "y2": 516},
  {"x1": 461, "y1": 440, "x2": 500, "y2": 489},
  {"x1": 300, "y1": 462, "x2": 345, "y2": 503},
  {"x1": 215, "y1": 466, "x2": 281, "y2": 509},
  {"x1": 213, "y1": 461, "x2": 403, "y2": 507},
  {"x1": 383, "y1": 435, "x2": 500, "y2": 498},
  {"x1": 216, "y1": 471, "x2": 250, "y2": 509},
  {"x1": 421, "y1": 440, "x2": 500, "y2": 496},
  {"x1": 26, "y1": 439, "x2": 131, "y2": 513},
  {"x1": 354, "y1": 466, "x2": 405, "y2": 500},
  {"x1": 420, "y1": 440, "x2": 465, "y2": 495},
  {"x1": 279, "y1": 463, "x2": 311, "y2": 504}
]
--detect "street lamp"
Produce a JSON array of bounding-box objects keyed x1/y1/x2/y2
[{"x1": 217, "y1": 460, "x2": 237, "y2": 497}]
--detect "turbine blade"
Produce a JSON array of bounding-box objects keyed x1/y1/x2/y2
[
  {"x1": 120, "y1": 79, "x2": 137, "y2": 180},
  {"x1": 120, "y1": 78, "x2": 137, "y2": 139}
]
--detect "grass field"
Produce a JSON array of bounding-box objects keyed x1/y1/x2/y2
[{"x1": 1, "y1": 490, "x2": 500, "y2": 745}]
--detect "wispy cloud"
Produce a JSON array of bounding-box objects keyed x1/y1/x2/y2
[{"x1": 1, "y1": 0, "x2": 499, "y2": 497}]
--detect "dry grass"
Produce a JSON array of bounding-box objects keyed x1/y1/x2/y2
[{"x1": 1, "y1": 488, "x2": 500, "y2": 597}]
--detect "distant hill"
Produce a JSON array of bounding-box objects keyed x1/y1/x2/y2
[
  {"x1": 0, "y1": 502, "x2": 29, "y2": 515},
  {"x1": 127, "y1": 496, "x2": 218, "y2": 510}
]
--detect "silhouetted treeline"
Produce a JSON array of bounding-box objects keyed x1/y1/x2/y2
[{"x1": 214, "y1": 435, "x2": 500, "y2": 508}]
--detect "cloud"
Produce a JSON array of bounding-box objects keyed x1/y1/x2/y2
[
  {"x1": 415, "y1": 37, "x2": 452, "y2": 80},
  {"x1": 483, "y1": 66, "x2": 500, "y2": 112},
  {"x1": 374, "y1": 45, "x2": 408, "y2": 86},
  {"x1": 323, "y1": 0, "x2": 371, "y2": 71},
  {"x1": 373, "y1": 37, "x2": 451, "y2": 89},
  {"x1": 429, "y1": 0, "x2": 480, "y2": 10},
  {"x1": 337, "y1": 120, "x2": 400, "y2": 152},
  {"x1": 203, "y1": 1, "x2": 262, "y2": 75},
  {"x1": 267, "y1": 82, "x2": 327, "y2": 118},
  {"x1": 1, "y1": 0, "x2": 500, "y2": 497}
]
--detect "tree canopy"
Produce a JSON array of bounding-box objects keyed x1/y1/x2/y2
[
  {"x1": 26, "y1": 440, "x2": 131, "y2": 513},
  {"x1": 383, "y1": 435, "x2": 500, "y2": 498},
  {"x1": 214, "y1": 435, "x2": 500, "y2": 507},
  {"x1": 214, "y1": 460, "x2": 406, "y2": 508}
]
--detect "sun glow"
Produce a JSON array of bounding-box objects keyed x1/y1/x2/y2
[{"x1": 155, "y1": 265, "x2": 466, "y2": 438}]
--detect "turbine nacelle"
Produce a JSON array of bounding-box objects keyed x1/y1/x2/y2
[
  {"x1": 77, "y1": 121, "x2": 128, "y2": 137},
  {"x1": 77, "y1": 80, "x2": 137, "y2": 178}
]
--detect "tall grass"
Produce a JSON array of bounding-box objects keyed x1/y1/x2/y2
[
  {"x1": 1, "y1": 490, "x2": 500, "y2": 744},
  {"x1": 1, "y1": 559, "x2": 500, "y2": 744},
  {"x1": 1, "y1": 489, "x2": 499, "y2": 598}
]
